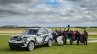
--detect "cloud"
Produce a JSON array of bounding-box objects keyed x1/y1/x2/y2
[
  {"x1": 0, "y1": 0, "x2": 97, "y2": 27},
  {"x1": 0, "y1": 0, "x2": 33, "y2": 4}
]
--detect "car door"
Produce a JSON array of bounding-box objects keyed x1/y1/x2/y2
[
  {"x1": 36, "y1": 28, "x2": 45, "y2": 43},
  {"x1": 43, "y1": 29, "x2": 50, "y2": 42}
]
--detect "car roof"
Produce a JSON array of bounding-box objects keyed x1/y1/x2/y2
[{"x1": 26, "y1": 27, "x2": 46, "y2": 30}]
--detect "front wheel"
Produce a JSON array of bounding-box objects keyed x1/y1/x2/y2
[
  {"x1": 47, "y1": 39, "x2": 52, "y2": 47},
  {"x1": 26, "y1": 41, "x2": 35, "y2": 51}
]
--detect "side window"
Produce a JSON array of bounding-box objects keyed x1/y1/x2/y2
[
  {"x1": 38, "y1": 28, "x2": 44, "y2": 34},
  {"x1": 45, "y1": 29, "x2": 49, "y2": 34},
  {"x1": 38, "y1": 28, "x2": 48, "y2": 35},
  {"x1": 42, "y1": 28, "x2": 46, "y2": 34}
]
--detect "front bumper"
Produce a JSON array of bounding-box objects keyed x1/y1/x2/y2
[
  {"x1": 9, "y1": 40, "x2": 28, "y2": 48},
  {"x1": 9, "y1": 43, "x2": 25, "y2": 47}
]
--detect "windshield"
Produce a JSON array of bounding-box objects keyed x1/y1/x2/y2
[{"x1": 28, "y1": 29, "x2": 39, "y2": 35}]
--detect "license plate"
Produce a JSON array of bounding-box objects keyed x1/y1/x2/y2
[{"x1": 11, "y1": 40, "x2": 22, "y2": 43}]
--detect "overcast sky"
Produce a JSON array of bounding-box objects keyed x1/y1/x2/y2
[{"x1": 0, "y1": 0, "x2": 97, "y2": 27}]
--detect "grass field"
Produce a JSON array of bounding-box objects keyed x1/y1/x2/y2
[
  {"x1": 0, "y1": 35, "x2": 97, "y2": 54},
  {"x1": 0, "y1": 28, "x2": 97, "y2": 54}
]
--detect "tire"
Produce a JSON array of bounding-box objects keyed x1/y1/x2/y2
[
  {"x1": 47, "y1": 39, "x2": 52, "y2": 47},
  {"x1": 26, "y1": 41, "x2": 35, "y2": 51}
]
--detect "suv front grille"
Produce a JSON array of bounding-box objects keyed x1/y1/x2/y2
[{"x1": 9, "y1": 43, "x2": 24, "y2": 46}]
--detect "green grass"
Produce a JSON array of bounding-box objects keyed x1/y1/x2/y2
[
  {"x1": 87, "y1": 28, "x2": 97, "y2": 32},
  {"x1": 0, "y1": 35, "x2": 97, "y2": 54},
  {"x1": 1, "y1": 43, "x2": 97, "y2": 54},
  {"x1": 88, "y1": 35, "x2": 97, "y2": 38}
]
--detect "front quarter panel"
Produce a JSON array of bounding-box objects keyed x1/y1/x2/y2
[{"x1": 26, "y1": 36, "x2": 35, "y2": 43}]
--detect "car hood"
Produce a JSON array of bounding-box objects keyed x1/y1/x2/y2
[{"x1": 12, "y1": 34, "x2": 37, "y2": 38}]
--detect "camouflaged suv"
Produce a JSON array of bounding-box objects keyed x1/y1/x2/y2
[{"x1": 9, "y1": 27, "x2": 53, "y2": 51}]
